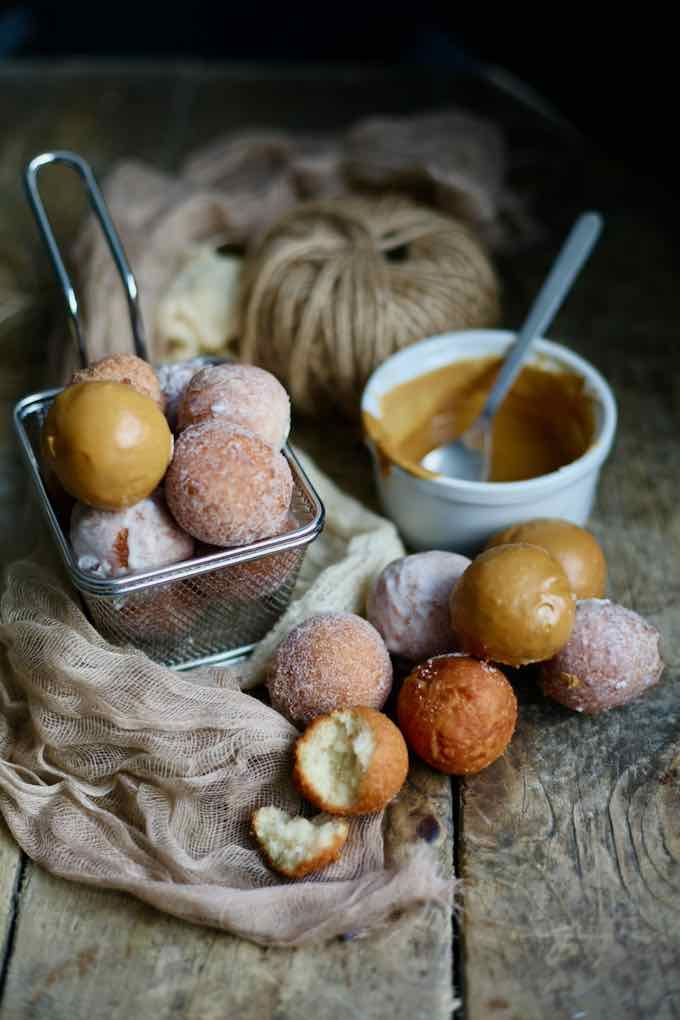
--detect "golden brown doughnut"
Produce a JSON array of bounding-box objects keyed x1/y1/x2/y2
[
  {"x1": 397, "y1": 654, "x2": 517, "y2": 775},
  {"x1": 486, "y1": 518, "x2": 607, "y2": 600},
  {"x1": 450, "y1": 543, "x2": 575, "y2": 666}
]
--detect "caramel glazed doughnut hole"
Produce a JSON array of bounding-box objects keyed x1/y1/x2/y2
[
  {"x1": 165, "y1": 419, "x2": 293, "y2": 547},
  {"x1": 450, "y1": 543, "x2": 575, "y2": 666},
  {"x1": 486, "y1": 517, "x2": 607, "y2": 601},
  {"x1": 267, "y1": 612, "x2": 393, "y2": 726},
  {"x1": 42, "y1": 381, "x2": 173, "y2": 511}
]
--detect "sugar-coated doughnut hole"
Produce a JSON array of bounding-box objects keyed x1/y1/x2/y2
[
  {"x1": 165, "y1": 420, "x2": 293, "y2": 547},
  {"x1": 70, "y1": 493, "x2": 194, "y2": 578},
  {"x1": 367, "y1": 550, "x2": 470, "y2": 662},
  {"x1": 71, "y1": 354, "x2": 163, "y2": 408},
  {"x1": 157, "y1": 357, "x2": 206, "y2": 431},
  {"x1": 486, "y1": 518, "x2": 607, "y2": 600},
  {"x1": 267, "y1": 612, "x2": 393, "y2": 726},
  {"x1": 397, "y1": 654, "x2": 518, "y2": 775},
  {"x1": 177, "y1": 362, "x2": 290, "y2": 448},
  {"x1": 539, "y1": 598, "x2": 664, "y2": 713},
  {"x1": 450, "y1": 543, "x2": 575, "y2": 666}
]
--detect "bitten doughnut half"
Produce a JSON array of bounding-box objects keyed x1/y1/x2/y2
[
  {"x1": 71, "y1": 354, "x2": 164, "y2": 408},
  {"x1": 177, "y1": 362, "x2": 291, "y2": 448},
  {"x1": 486, "y1": 518, "x2": 607, "y2": 600},
  {"x1": 450, "y1": 543, "x2": 575, "y2": 666},
  {"x1": 165, "y1": 420, "x2": 293, "y2": 546},
  {"x1": 539, "y1": 598, "x2": 664, "y2": 713},
  {"x1": 251, "y1": 806, "x2": 349, "y2": 878},
  {"x1": 397, "y1": 654, "x2": 517, "y2": 775},
  {"x1": 293, "y1": 707, "x2": 409, "y2": 815},
  {"x1": 367, "y1": 550, "x2": 470, "y2": 662},
  {"x1": 267, "y1": 612, "x2": 393, "y2": 726}
]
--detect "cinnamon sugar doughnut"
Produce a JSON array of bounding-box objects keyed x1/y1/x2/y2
[
  {"x1": 177, "y1": 363, "x2": 290, "y2": 448},
  {"x1": 71, "y1": 354, "x2": 163, "y2": 408},
  {"x1": 367, "y1": 551, "x2": 470, "y2": 662},
  {"x1": 539, "y1": 599, "x2": 664, "y2": 713},
  {"x1": 165, "y1": 420, "x2": 293, "y2": 547},
  {"x1": 267, "y1": 612, "x2": 393, "y2": 726},
  {"x1": 70, "y1": 494, "x2": 194, "y2": 578}
]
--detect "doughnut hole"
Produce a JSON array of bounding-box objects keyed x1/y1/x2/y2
[
  {"x1": 251, "y1": 807, "x2": 349, "y2": 878},
  {"x1": 293, "y1": 707, "x2": 409, "y2": 815},
  {"x1": 539, "y1": 598, "x2": 664, "y2": 713},
  {"x1": 267, "y1": 613, "x2": 393, "y2": 726}
]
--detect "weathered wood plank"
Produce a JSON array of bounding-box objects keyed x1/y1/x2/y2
[
  {"x1": 0, "y1": 826, "x2": 23, "y2": 995},
  {"x1": 0, "y1": 763, "x2": 453, "y2": 1020},
  {"x1": 461, "y1": 205, "x2": 680, "y2": 1018}
]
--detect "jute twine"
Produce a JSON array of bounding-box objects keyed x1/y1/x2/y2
[{"x1": 239, "y1": 194, "x2": 500, "y2": 416}]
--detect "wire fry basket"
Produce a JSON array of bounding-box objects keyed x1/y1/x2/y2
[{"x1": 13, "y1": 151, "x2": 324, "y2": 670}]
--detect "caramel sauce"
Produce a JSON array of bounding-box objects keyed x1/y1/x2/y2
[{"x1": 364, "y1": 356, "x2": 595, "y2": 483}]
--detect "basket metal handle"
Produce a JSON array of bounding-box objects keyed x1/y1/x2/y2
[{"x1": 24, "y1": 150, "x2": 148, "y2": 367}]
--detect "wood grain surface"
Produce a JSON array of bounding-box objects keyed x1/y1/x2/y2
[{"x1": 1, "y1": 60, "x2": 679, "y2": 1020}]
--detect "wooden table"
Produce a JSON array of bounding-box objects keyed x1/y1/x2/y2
[{"x1": 1, "y1": 62, "x2": 678, "y2": 1020}]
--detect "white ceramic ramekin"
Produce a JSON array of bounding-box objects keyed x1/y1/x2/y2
[{"x1": 361, "y1": 329, "x2": 617, "y2": 554}]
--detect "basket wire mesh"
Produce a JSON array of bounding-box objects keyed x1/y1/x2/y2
[{"x1": 15, "y1": 151, "x2": 324, "y2": 669}]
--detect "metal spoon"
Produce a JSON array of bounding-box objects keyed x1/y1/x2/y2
[{"x1": 421, "y1": 211, "x2": 603, "y2": 480}]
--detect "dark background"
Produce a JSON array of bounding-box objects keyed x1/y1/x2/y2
[{"x1": 0, "y1": 3, "x2": 673, "y2": 188}]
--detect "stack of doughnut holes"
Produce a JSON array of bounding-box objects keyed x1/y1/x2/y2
[{"x1": 42, "y1": 354, "x2": 299, "y2": 633}]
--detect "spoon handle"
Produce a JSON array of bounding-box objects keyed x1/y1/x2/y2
[{"x1": 481, "y1": 211, "x2": 603, "y2": 423}]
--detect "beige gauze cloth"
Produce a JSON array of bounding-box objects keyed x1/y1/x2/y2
[{"x1": 0, "y1": 453, "x2": 452, "y2": 945}]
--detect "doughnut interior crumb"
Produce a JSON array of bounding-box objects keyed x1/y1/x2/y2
[
  {"x1": 295, "y1": 710, "x2": 375, "y2": 810},
  {"x1": 252, "y1": 806, "x2": 349, "y2": 878}
]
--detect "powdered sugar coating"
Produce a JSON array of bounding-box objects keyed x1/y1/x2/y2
[
  {"x1": 177, "y1": 363, "x2": 291, "y2": 448},
  {"x1": 367, "y1": 551, "x2": 471, "y2": 662},
  {"x1": 157, "y1": 358, "x2": 206, "y2": 431},
  {"x1": 165, "y1": 420, "x2": 293, "y2": 547},
  {"x1": 71, "y1": 354, "x2": 163, "y2": 408},
  {"x1": 267, "y1": 612, "x2": 393, "y2": 726},
  {"x1": 539, "y1": 598, "x2": 664, "y2": 714},
  {"x1": 70, "y1": 493, "x2": 194, "y2": 578}
]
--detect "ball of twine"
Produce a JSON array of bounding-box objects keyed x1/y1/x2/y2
[{"x1": 238, "y1": 194, "x2": 500, "y2": 416}]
